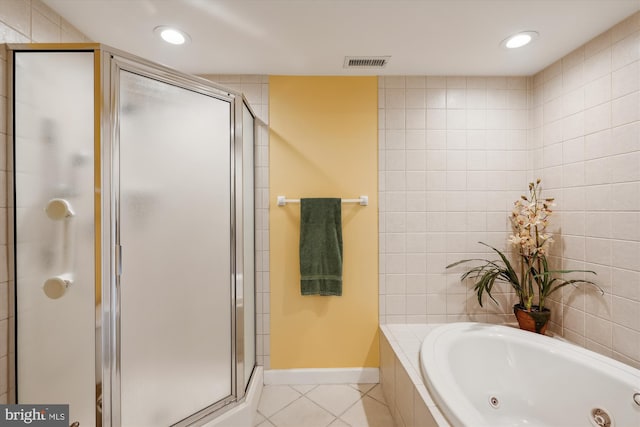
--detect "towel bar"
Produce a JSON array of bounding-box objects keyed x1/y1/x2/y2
[{"x1": 277, "y1": 195, "x2": 368, "y2": 207}]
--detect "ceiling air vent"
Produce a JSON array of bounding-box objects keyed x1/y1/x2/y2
[{"x1": 344, "y1": 56, "x2": 390, "y2": 69}]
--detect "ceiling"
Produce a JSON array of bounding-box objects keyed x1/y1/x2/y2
[{"x1": 43, "y1": 0, "x2": 639, "y2": 76}]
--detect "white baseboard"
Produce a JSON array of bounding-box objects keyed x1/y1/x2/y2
[{"x1": 264, "y1": 367, "x2": 379, "y2": 385}]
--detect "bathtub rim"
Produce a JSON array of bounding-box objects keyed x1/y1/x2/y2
[{"x1": 419, "y1": 322, "x2": 640, "y2": 427}]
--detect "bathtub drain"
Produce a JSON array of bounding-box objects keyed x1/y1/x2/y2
[
  {"x1": 489, "y1": 396, "x2": 500, "y2": 409},
  {"x1": 590, "y1": 408, "x2": 612, "y2": 427}
]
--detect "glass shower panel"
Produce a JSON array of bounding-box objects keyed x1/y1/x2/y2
[
  {"x1": 14, "y1": 52, "x2": 96, "y2": 426},
  {"x1": 118, "y1": 70, "x2": 232, "y2": 426},
  {"x1": 242, "y1": 104, "x2": 256, "y2": 389}
]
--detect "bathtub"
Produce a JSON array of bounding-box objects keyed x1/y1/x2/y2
[{"x1": 420, "y1": 322, "x2": 640, "y2": 427}]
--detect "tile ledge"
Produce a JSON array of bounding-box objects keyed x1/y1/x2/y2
[{"x1": 380, "y1": 324, "x2": 450, "y2": 427}]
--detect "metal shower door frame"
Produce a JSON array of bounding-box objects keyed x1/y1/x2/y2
[{"x1": 102, "y1": 49, "x2": 253, "y2": 427}]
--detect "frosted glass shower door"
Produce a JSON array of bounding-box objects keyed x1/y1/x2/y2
[
  {"x1": 118, "y1": 70, "x2": 232, "y2": 426},
  {"x1": 14, "y1": 51, "x2": 96, "y2": 427}
]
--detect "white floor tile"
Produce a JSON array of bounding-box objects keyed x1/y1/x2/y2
[
  {"x1": 258, "y1": 385, "x2": 302, "y2": 417},
  {"x1": 306, "y1": 384, "x2": 364, "y2": 416},
  {"x1": 257, "y1": 383, "x2": 396, "y2": 427},
  {"x1": 340, "y1": 395, "x2": 395, "y2": 427},
  {"x1": 269, "y1": 396, "x2": 336, "y2": 427}
]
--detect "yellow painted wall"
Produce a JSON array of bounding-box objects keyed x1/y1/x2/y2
[{"x1": 269, "y1": 76, "x2": 379, "y2": 369}]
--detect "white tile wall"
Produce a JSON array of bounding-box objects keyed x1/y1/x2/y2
[
  {"x1": 532, "y1": 11, "x2": 640, "y2": 368},
  {"x1": 379, "y1": 11, "x2": 640, "y2": 370},
  {"x1": 379, "y1": 75, "x2": 528, "y2": 325},
  {"x1": 0, "y1": 0, "x2": 91, "y2": 403}
]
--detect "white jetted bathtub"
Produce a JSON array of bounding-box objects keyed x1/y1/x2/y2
[{"x1": 420, "y1": 323, "x2": 640, "y2": 427}]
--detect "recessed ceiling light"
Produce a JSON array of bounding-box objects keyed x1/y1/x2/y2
[
  {"x1": 154, "y1": 26, "x2": 190, "y2": 45},
  {"x1": 501, "y1": 31, "x2": 538, "y2": 49}
]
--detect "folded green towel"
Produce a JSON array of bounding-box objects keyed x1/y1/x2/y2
[{"x1": 299, "y1": 198, "x2": 343, "y2": 296}]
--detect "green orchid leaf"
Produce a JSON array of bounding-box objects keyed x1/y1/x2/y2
[{"x1": 545, "y1": 279, "x2": 604, "y2": 297}]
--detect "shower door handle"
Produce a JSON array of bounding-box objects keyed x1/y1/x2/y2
[{"x1": 116, "y1": 244, "x2": 123, "y2": 277}]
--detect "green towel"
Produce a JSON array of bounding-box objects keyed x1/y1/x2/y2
[{"x1": 299, "y1": 198, "x2": 343, "y2": 296}]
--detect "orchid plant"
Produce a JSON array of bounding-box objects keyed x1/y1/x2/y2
[{"x1": 447, "y1": 179, "x2": 603, "y2": 312}]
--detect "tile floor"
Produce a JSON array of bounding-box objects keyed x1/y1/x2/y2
[{"x1": 255, "y1": 383, "x2": 395, "y2": 427}]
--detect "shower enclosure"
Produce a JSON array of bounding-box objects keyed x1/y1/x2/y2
[{"x1": 7, "y1": 44, "x2": 257, "y2": 426}]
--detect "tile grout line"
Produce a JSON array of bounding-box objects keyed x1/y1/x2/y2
[
  {"x1": 362, "y1": 384, "x2": 389, "y2": 407},
  {"x1": 318, "y1": 384, "x2": 391, "y2": 424},
  {"x1": 326, "y1": 390, "x2": 367, "y2": 421},
  {"x1": 265, "y1": 392, "x2": 336, "y2": 427},
  {"x1": 261, "y1": 386, "x2": 303, "y2": 422}
]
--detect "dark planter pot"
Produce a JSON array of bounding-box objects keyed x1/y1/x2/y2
[{"x1": 513, "y1": 304, "x2": 551, "y2": 334}]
